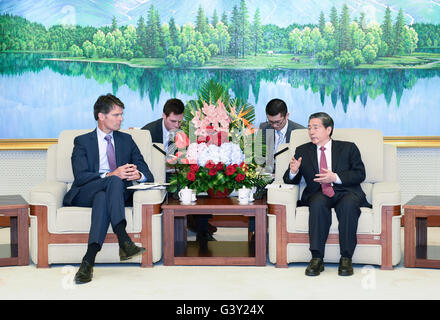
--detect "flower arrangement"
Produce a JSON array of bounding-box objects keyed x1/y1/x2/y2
[{"x1": 167, "y1": 80, "x2": 270, "y2": 196}]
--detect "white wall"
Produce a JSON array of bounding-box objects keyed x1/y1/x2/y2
[{"x1": 0, "y1": 148, "x2": 439, "y2": 206}]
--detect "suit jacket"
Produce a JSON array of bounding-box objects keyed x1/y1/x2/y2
[
  {"x1": 141, "y1": 118, "x2": 163, "y2": 144},
  {"x1": 259, "y1": 119, "x2": 305, "y2": 144},
  {"x1": 283, "y1": 140, "x2": 371, "y2": 208},
  {"x1": 63, "y1": 129, "x2": 154, "y2": 206}
]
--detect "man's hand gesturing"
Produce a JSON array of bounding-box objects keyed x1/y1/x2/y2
[{"x1": 289, "y1": 156, "x2": 302, "y2": 175}]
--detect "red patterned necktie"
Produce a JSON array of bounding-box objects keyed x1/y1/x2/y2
[{"x1": 319, "y1": 146, "x2": 335, "y2": 197}]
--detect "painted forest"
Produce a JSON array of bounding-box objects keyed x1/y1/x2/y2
[{"x1": 1, "y1": 2, "x2": 440, "y2": 68}]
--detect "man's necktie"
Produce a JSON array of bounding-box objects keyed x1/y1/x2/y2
[
  {"x1": 275, "y1": 130, "x2": 284, "y2": 153},
  {"x1": 104, "y1": 135, "x2": 117, "y2": 172},
  {"x1": 319, "y1": 146, "x2": 335, "y2": 198}
]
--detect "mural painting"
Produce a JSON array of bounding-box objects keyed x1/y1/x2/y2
[{"x1": 1, "y1": 0, "x2": 439, "y2": 141}]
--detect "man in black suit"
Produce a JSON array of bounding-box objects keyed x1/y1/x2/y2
[
  {"x1": 283, "y1": 112, "x2": 371, "y2": 277},
  {"x1": 259, "y1": 98, "x2": 305, "y2": 172},
  {"x1": 259, "y1": 98, "x2": 305, "y2": 145},
  {"x1": 63, "y1": 94, "x2": 154, "y2": 284},
  {"x1": 141, "y1": 98, "x2": 215, "y2": 242},
  {"x1": 141, "y1": 98, "x2": 185, "y2": 150}
]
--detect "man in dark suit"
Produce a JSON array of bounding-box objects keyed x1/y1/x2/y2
[
  {"x1": 259, "y1": 98, "x2": 305, "y2": 146},
  {"x1": 63, "y1": 94, "x2": 154, "y2": 284},
  {"x1": 283, "y1": 112, "x2": 371, "y2": 277},
  {"x1": 259, "y1": 98, "x2": 305, "y2": 172},
  {"x1": 141, "y1": 98, "x2": 185, "y2": 150},
  {"x1": 141, "y1": 98, "x2": 215, "y2": 242}
]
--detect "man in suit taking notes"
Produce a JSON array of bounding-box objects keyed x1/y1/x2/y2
[
  {"x1": 283, "y1": 112, "x2": 371, "y2": 277},
  {"x1": 259, "y1": 98, "x2": 305, "y2": 151},
  {"x1": 63, "y1": 94, "x2": 154, "y2": 284},
  {"x1": 259, "y1": 98, "x2": 305, "y2": 172},
  {"x1": 141, "y1": 98, "x2": 185, "y2": 153},
  {"x1": 142, "y1": 98, "x2": 216, "y2": 242}
]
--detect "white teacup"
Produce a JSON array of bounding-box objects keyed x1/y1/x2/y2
[
  {"x1": 179, "y1": 187, "x2": 193, "y2": 204},
  {"x1": 238, "y1": 187, "x2": 250, "y2": 204}
]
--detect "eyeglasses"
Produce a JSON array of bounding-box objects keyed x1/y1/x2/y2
[{"x1": 267, "y1": 116, "x2": 286, "y2": 127}]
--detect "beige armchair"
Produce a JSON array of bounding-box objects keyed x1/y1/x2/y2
[
  {"x1": 29, "y1": 129, "x2": 166, "y2": 268},
  {"x1": 267, "y1": 129, "x2": 401, "y2": 270}
]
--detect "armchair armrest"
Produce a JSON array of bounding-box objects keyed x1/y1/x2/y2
[
  {"x1": 267, "y1": 183, "x2": 300, "y2": 234},
  {"x1": 132, "y1": 189, "x2": 167, "y2": 232},
  {"x1": 371, "y1": 182, "x2": 401, "y2": 233},
  {"x1": 266, "y1": 183, "x2": 299, "y2": 206},
  {"x1": 29, "y1": 181, "x2": 67, "y2": 208},
  {"x1": 29, "y1": 181, "x2": 67, "y2": 234},
  {"x1": 133, "y1": 189, "x2": 167, "y2": 205}
]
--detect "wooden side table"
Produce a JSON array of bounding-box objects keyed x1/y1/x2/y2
[
  {"x1": 162, "y1": 196, "x2": 267, "y2": 266},
  {"x1": 0, "y1": 195, "x2": 29, "y2": 266},
  {"x1": 403, "y1": 195, "x2": 440, "y2": 268}
]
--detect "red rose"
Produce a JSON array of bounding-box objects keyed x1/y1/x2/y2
[
  {"x1": 216, "y1": 162, "x2": 224, "y2": 170},
  {"x1": 239, "y1": 162, "x2": 248, "y2": 172},
  {"x1": 197, "y1": 136, "x2": 209, "y2": 144},
  {"x1": 225, "y1": 165, "x2": 236, "y2": 176},
  {"x1": 205, "y1": 160, "x2": 216, "y2": 169},
  {"x1": 235, "y1": 173, "x2": 245, "y2": 182},
  {"x1": 190, "y1": 164, "x2": 199, "y2": 172},
  {"x1": 187, "y1": 171, "x2": 196, "y2": 181},
  {"x1": 208, "y1": 168, "x2": 218, "y2": 176}
]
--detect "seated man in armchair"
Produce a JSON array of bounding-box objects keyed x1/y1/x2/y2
[
  {"x1": 283, "y1": 112, "x2": 371, "y2": 277},
  {"x1": 63, "y1": 94, "x2": 154, "y2": 284}
]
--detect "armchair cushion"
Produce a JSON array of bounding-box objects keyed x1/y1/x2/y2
[
  {"x1": 55, "y1": 206, "x2": 134, "y2": 233},
  {"x1": 295, "y1": 207, "x2": 374, "y2": 234}
]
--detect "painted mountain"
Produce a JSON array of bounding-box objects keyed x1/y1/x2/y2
[{"x1": 1, "y1": 0, "x2": 439, "y2": 28}]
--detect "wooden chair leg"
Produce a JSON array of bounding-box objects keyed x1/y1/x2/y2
[
  {"x1": 269, "y1": 204, "x2": 289, "y2": 268},
  {"x1": 30, "y1": 205, "x2": 50, "y2": 268},
  {"x1": 380, "y1": 205, "x2": 401, "y2": 270},
  {"x1": 140, "y1": 203, "x2": 162, "y2": 268}
]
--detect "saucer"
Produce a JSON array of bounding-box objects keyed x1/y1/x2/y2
[{"x1": 180, "y1": 201, "x2": 195, "y2": 205}]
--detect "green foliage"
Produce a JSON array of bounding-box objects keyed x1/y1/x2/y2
[
  {"x1": 335, "y1": 50, "x2": 354, "y2": 68},
  {"x1": 0, "y1": 4, "x2": 430, "y2": 69},
  {"x1": 286, "y1": 5, "x2": 420, "y2": 68}
]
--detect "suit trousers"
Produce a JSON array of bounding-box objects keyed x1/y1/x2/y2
[
  {"x1": 70, "y1": 176, "x2": 134, "y2": 247},
  {"x1": 307, "y1": 190, "x2": 362, "y2": 259}
]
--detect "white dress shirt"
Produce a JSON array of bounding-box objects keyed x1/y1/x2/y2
[
  {"x1": 275, "y1": 122, "x2": 288, "y2": 147},
  {"x1": 162, "y1": 120, "x2": 170, "y2": 153},
  {"x1": 97, "y1": 127, "x2": 113, "y2": 177}
]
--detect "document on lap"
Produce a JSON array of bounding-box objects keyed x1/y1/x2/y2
[
  {"x1": 265, "y1": 184, "x2": 294, "y2": 189},
  {"x1": 127, "y1": 182, "x2": 169, "y2": 190}
]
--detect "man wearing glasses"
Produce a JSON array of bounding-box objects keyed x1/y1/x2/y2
[{"x1": 259, "y1": 98, "x2": 305, "y2": 172}]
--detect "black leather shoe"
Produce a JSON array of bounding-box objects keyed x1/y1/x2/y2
[
  {"x1": 338, "y1": 257, "x2": 354, "y2": 276},
  {"x1": 305, "y1": 258, "x2": 324, "y2": 276},
  {"x1": 74, "y1": 260, "x2": 93, "y2": 284},
  {"x1": 119, "y1": 241, "x2": 146, "y2": 261}
]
